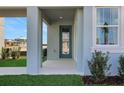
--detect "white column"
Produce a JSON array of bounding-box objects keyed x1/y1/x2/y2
[
  {"x1": 82, "y1": 7, "x2": 93, "y2": 75},
  {"x1": 27, "y1": 7, "x2": 42, "y2": 75},
  {"x1": 75, "y1": 8, "x2": 84, "y2": 74}
]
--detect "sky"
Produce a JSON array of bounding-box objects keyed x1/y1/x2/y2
[{"x1": 4, "y1": 17, "x2": 47, "y2": 44}]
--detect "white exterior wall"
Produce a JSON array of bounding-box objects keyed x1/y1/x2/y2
[
  {"x1": 0, "y1": 18, "x2": 4, "y2": 58},
  {"x1": 82, "y1": 6, "x2": 124, "y2": 76},
  {"x1": 47, "y1": 20, "x2": 73, "y2": 60},
  {"x1": 82, "y1": 6, "x2": 93, "y2": 75}
]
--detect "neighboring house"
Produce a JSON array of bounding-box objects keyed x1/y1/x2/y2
[
  {"x1": 5, "y1": 39, "x2": 27, "y2": 55},
  {"x1": 0, "y1": 17, "x2": 4, "y2": 58},
  {"x1": 0, "y1": 6, "x2": 124, "y2": 76}
]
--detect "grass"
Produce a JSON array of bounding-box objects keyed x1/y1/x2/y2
[
  {"x1": 0, "y1": 57, "x2": 26, "y2": 67},
  {"x1": 0, "y1": 75, "x2": 83, "y2": 86},
  {"x1": 0, "y1": 56, "x2": 47, "y2": 67}
]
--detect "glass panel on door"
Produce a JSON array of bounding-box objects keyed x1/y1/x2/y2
[
  {"x1": 59, "y1": 25, "x2": 72, "y2": 58},
  {"x1": 62, "y1": 32, "x2": 70, "y2": 54}
]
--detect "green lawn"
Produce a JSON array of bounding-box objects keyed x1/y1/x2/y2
[
  {"x1": 0, "y1": 75, "x2": 82, "y2": 86},
  {"x1": 0, "y1": 58, "x2": 26, "y2": 67},
  {"x1": 0, "y1": 57, "x2": 47, "y2": 67}
]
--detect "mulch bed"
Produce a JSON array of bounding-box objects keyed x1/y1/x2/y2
[{"x1": 81, "y1": 76, "x2": 124, "y2": 85}]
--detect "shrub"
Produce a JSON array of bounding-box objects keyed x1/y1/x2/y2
[
  {"x1": 1, "y1": 47, "x2": 10, "y2": 59},
  {"x1": 88, "y1": 50, "x2": 111, "y2": 83},
  {"x1": 42, "y1": 48, "x2": 47, "y2": 62},
  {"x1": 11, "y1": 47, "x2": 20, "y2": 59},
  {"x1": 118, "y1": 55, "x2": 124, "y2": 78},
  {"x1": 16, "y1": 47, "x2": 21, "y2": 59},
  {"x1": 43, "y1": 48, "x2": 47, "y2": 57},
  {"x1": 1, "y1": 47, "x2": 20, "y2": 60},
  {"x1": 11, "y1": 51, "x2": 17, "y2": 59},
  {"x1": 1, "y1": 47, "x2": 7, "y2": 59}
]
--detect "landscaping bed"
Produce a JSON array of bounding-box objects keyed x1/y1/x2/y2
[
  {"x1": 0, "y1": 75, "x2": 82, "y2": 86},
  {"x1": 82, "y1": 76, "x2": 123, "y2": 85}
]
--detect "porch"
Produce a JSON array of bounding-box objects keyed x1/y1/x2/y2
[{"x1": 0, "y1": 6, "x2": 84, "y2": 75}]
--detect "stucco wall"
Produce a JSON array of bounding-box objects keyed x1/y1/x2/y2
[
  {"x1": 47, "y1": 20, "x2": 73, "y2": 60},
  {"x1": 0, "y1": 17, "x2": 4, "y2": 58},
  {"x1": 81, "y1": 6, "x2": 93, "y2": 75}
]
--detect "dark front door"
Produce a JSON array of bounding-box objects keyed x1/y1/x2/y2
[{"x1": 59, "y1": 25, "x2": 72, "y2": 58}]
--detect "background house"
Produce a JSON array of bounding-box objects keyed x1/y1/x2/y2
[{"x1": 5, "y1": 38, "x2": 27, "y2": 56}]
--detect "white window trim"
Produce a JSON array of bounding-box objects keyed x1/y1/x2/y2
[{"x1": 91, "y1": 6, "x2": 124, "y2": 53}]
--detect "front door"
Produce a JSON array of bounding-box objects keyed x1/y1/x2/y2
[{"x1": 59, "y1": 25, "x2": 72, "y2": 58}]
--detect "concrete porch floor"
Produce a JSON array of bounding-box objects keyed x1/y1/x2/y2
[
  {"x1": 0, "y1": 59, "x2": 79, "y2": 75},
  {"x1": 40, "y1": 59, "x2": 78, "y2": 75}
]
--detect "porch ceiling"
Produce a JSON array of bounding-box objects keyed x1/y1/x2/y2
[
  {"x1": 0, "y1": 7, "x2": 81, "y2": 22},
  {"x1": 41, "y1": 8, "x2": 76, "y2": 23}
]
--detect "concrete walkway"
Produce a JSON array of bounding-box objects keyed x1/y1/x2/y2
[
  {"x1": 0, "y1": 59, "x2": 78, "y2": 75},
  {"x1": 0, "y1": 67, "x2": 26, "y2": 75}
]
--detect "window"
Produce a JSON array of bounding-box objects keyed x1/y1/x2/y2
[{"x1": 96, "y1": 7, "x2": 119, "y2": 45}]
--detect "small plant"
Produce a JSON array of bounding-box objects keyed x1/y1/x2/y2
[
  {"x1": 118, "y1": 55, "x2": 124, "y2": 79},
  {"x1": 88, "y1": 50, "x2": 111, "y2": 83},
  {"x1": 1, "y1": 47, "x2": 8, "y2": 59},
  {"x1": 11, "y1": 51, "x2": 17, "y2": 59}
]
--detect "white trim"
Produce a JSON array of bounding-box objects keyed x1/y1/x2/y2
[
  {"x1": 96, "y1": 25, "x2": 119, "y2": 27},
  {"x1": 95, "y1": 7, "x2": 120, "y2": 46},
  {"x1": 120, "y1": 7, "x2": 124, "y2": 48},
  {"x1": 91, "y1": 47, "x2": 124, "y2": 53},
  {"x1": 92, "y1": 6, "x2": 123, "y2": 53},
  {"x1": 92, "y1": 6, "x2": 96, "y2": 47}
]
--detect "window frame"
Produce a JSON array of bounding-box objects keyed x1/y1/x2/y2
[{"x1": 93, "y1": 7, "x2": 120, "y2": 47}]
